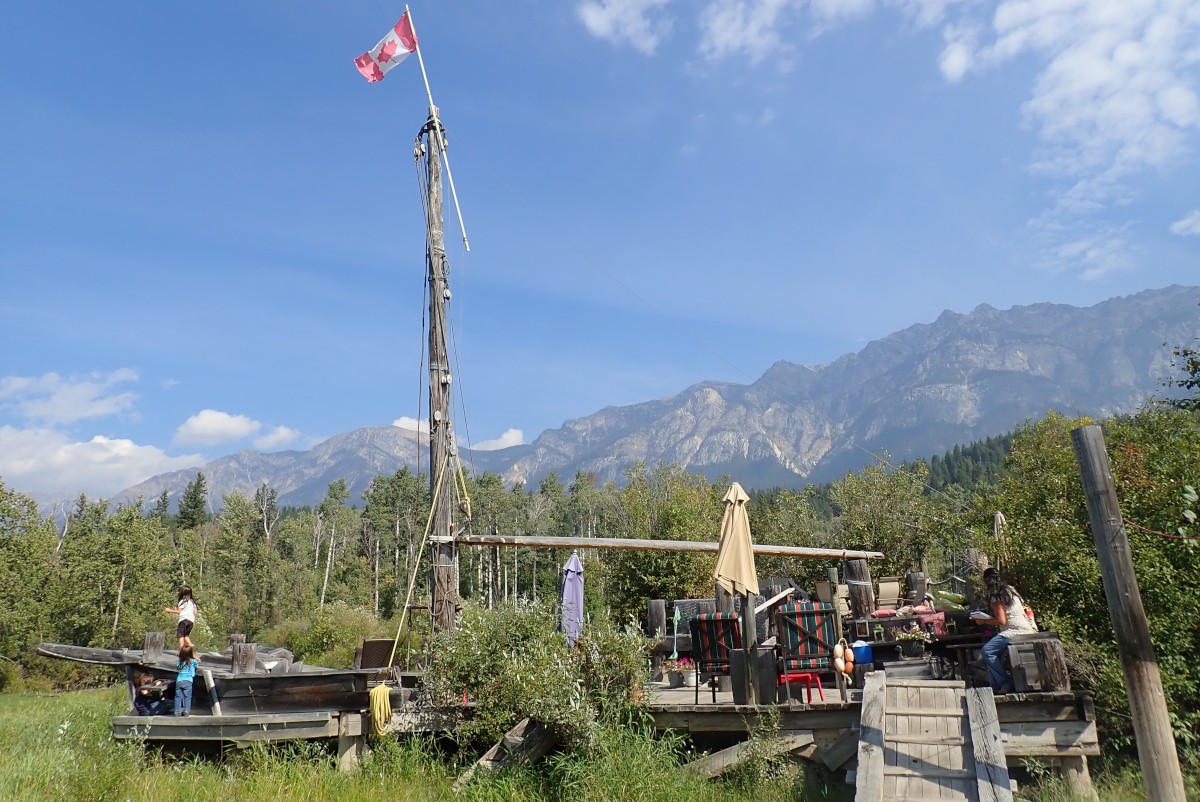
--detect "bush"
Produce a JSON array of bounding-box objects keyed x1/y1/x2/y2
[
  {"x1": 422, "y1": 600, "x2": 652, "y2": 748},
  {"x1": 258, "y1": 601, "x2": 390, "y2": 667},
  {"x1": 0, "y1": 659, "x2": 22, "y2": 693}
]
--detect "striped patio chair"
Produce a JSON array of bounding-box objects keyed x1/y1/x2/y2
[
  {"x1": 774, "y1": 601, "x2": 840, "y2": 704},
  {"x1": 689, "y1": 612, "x2": 742, "y2": 703}
]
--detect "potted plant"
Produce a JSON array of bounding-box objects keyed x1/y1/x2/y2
[
  {"x1": 677, "y1": 657, "x2": 696, "y2": 686},
  {"x1": 662, "y1": 658, "x2": 684, "y2": 688},
  {"x1": 896, "y1": 624, "x2": 932, "y2": 658}
]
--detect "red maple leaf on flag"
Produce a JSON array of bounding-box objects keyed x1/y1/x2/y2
[{"x1": 377, "y1": 38, "x2": 399, "y2": 63}]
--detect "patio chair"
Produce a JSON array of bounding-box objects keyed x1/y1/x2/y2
[
  {"x1": 774, "y1": 601, "x2": 845, "y2": 704},
  {"x1": 689, "y1": 612, "x2": 742, "y2": 704}
]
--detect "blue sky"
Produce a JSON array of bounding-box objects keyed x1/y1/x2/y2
[{"x1": 2, "y1": 0, "x2": 1198, "y2": 501}]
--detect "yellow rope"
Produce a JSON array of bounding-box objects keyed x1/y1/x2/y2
[{"x1": 369, "y1": 683, "x2": 392, "y2": 736}]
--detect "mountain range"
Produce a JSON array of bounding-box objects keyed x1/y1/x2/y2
[{"x1": 116, "y1": 285, "x2": 1200, "y2": 510}]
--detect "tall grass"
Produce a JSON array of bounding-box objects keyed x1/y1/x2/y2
[{"x1": 2, "y1": 689, "x2": 1194, "y2": 801}]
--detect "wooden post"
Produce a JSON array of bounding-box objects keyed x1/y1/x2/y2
[
  {"x1": 229, "y1": 633, "x2": 246, "y2": 646},
  {"x1": 143, "y1": 631, "x2": 165, "y2": 662},
  {"x1": 844, "y1": 559, "x2": 876, "y2": 619},
  {"x1": 424, "y1": 112, "x2": 458, "y2": 633},
  {"x1": 201, "y1": 669, "x2": 222, "y2": 716},
  {"x1": 1071, "y1": 425, "x2": 1186, "y2": 802},
  {"x1": 337, "y1": 712, "x2": 365, "y2": 772},
  {"x1": 231, "y1": 642, "x2": 257, "y2": 675}
]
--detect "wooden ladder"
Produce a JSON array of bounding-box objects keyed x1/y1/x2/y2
[{"x1": 855, "y1": 675, "x2": 1012, "y2": 802}]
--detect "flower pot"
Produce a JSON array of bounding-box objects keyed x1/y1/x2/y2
[
  {"x1": 899, "y1": 640, "x2": 925, "y2": 659},
  {"x1": 682, "y1": 671, "x2": 696, "y2": 687},
  {"x1": 666, "y1": 670, "x2": 684, "y2": 688}
]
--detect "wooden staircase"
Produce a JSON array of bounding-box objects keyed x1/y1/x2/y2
[{"x1": 855, "y1": 674, "x2": 1012, "y2": 802}]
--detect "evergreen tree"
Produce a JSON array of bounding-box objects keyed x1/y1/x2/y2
[{"x1": 178, "y1": 472, "x2": 209, "y2": 529}]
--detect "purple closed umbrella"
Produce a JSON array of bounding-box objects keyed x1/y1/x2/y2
[{"x1": 560, "y1": 552, "x2": 585, "y2": 646}]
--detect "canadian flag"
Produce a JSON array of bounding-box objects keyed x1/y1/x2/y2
[{"x1": 354, "y1": 12, "x2": 418, "y2": 83}]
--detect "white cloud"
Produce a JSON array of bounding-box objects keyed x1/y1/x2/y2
[
  {"x1": 992, "y1": 2, "x2": 1200, "y2": 187},
  {"x1": 392, "y1": 416, "x2": 430, "y2": 434},
  {"x1": 173, "y1": 409, "x2": 261, "y2": 447},
  {"x1": 697, "y1": 0, "x2": 799, "y2": 67},
  {"x1": 1170, "y1": 209, "x2": 1200, "y2": 236},
  {"x1": 473, "y1": 428, "x2": 526, "y2": 451},
  {"x1": 1033, "y1": 221, "x2": 1133, "y2": 280},
  {"x1": 578, "y1": 0, "x2": 674, "y2": 55},
  {"x1": 253, "y1": 426, "x2": 302, "y2": 450},
  {"x1": 0, "y1": 369, "x2": 139, "y2": 425},
  {"x1": 0, "y1": 425, "x2": 202, "y2": 499},
  {"x1": 646, "y1": 0, "x2": 1200, "y2": 276}
]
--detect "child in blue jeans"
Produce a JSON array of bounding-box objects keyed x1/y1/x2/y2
[{"x1": 175, "y1": 645, "x2": 201, "y2": 716}]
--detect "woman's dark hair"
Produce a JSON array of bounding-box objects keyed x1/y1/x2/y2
[
  {"x1": 178, "y1": 645, "x2": 195, "y2": 663},
  {"x1": 983, "y1": 567, "x2": 1015, "y2": 608},
  {"x1": 178, "y1": 586, "x2": 194, "y2": 603}
]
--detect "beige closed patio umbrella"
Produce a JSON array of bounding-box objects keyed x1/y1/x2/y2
[
  {"x1": 715, "y1": 482, "x2": 759, "y2": 598},
  {"x1": 715, "y1": 482, "x2": 760, "y2": 701}
]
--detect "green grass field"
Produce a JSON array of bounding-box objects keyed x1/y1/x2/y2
[{"x1": 0, "y1": 688, "x2": 1192, "y2": 801}]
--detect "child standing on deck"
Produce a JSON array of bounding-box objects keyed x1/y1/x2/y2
[
  {"x1": 164, "y1": 586, "x2": 198, "y2": 649},
  {"x1": 174, "y1": 645, "x2": 200, "y2": 716}
]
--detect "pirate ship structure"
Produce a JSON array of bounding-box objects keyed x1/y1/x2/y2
[{"x1": 37, "y1": 19, "x2": 1103, "y2": 796}]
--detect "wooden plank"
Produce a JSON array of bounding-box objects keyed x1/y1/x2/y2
[
  {"x1": 855, "y1": 672, "x2": 886, "y2": 802},
  {"x1": 813, "y1": 728, "x2": 860, "y2": 770},
  {"x1": 682, "y1": 732, "x2": 814, "y2": 779},
  {"x1": 887, "y1": 734, "x2": 966, "y2": 745},
  {"x1": 883, "y1": 766, "x2": 974, "y2": 779},
  {"x1": 887, "y1": 707, "x2": 964, "y2": 717},
  {"x1": 966, "y1": 686, "x2": 1014, "y2": 802},
  {"x1": 458, "y1": 533, "x2": 884, "y2": 560},
  {"x1": 1002, "y1": 721, "x2": 1100, "y2": 756},
  {"x1": 453, "y1": 717, "x2": 557, "y2": 792}
]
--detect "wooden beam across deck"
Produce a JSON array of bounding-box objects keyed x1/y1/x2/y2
[{"x1": 456, "y1": 533, "x2": 884, "y2": 560}]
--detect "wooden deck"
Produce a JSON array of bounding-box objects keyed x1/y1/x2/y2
[
  {"x1": 645, "y1": 681, "x2": 1098, "y2": 772},
  {"x1": 109, "y1": 674, "x2": 1098, "y2": 790}
]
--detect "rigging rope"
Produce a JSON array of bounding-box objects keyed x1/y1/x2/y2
[{"x1": 387, "y1": 451, "x2": 452, "y2": 669}]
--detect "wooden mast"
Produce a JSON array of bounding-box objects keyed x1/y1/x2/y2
[{"x1": 421, "y1": 110, "x2": 458, "y2": 632}]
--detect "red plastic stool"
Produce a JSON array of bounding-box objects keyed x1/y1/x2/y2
[{"x1": 779, "y1": 672, "x2": 825, "y2": 703}]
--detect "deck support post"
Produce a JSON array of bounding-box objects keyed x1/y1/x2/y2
[
  {"x1": 1058, "y1": 756, "x2": 1097, "y2": 801},
  {"x1": 337, "y1": 712, "x2": 365, "y2": 772}
]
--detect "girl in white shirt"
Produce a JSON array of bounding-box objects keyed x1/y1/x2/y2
[
  {"x1": 164, "y1": 585, "x2": 198, "y2": 650},
  {"x1": 975, "y1": 568, "x2": 1035, "y2": 693}
]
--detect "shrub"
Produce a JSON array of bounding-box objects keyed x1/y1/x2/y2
[
  {"x1": 422, "y1": 600, "x2": 652, "y2": 748},
  {"x1": 258, "y1": 601, "x2": 390, "y2": 667}
]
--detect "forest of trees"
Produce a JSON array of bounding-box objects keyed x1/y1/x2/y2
[{"x1": 2, "y1": 402, "x2": 1199, "y2": 754}]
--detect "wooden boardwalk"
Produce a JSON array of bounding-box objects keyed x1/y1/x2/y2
[{"x1": 854, "y1": 675, "x2": 1012, "y2": 802}]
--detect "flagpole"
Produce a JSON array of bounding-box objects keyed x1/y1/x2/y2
[{"x1": 405, "y1": 5, "x2": 471, "y2": 253}]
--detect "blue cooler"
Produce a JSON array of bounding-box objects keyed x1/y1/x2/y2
[{"x1": 851, "y1": 642, "x2": 873, "y2": 665}]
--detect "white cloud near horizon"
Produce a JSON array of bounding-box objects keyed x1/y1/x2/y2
[
  {"x1": 173, "y1": 409, "x2": 261, "y2": 446},
  {"x1": 392, "y1": 416, "x2": 430, "y2": 434},
  {"x1": 578, "y1": 0, "x2": 673, "y2": 54},
  {"x1": 0, "y1": 369, "x2": 140, "y2": 425},
  {"x1": 254, "y1": 425, "x2": 302, "y2": 450},
  {"x1": 473, "y1": 428, "x2": 526, "y2": 451},
  {"x1": 1171, "y1": 209, "x2": 1200, "y2": 236},
  {"x1": 0, "y1": 425, "x2": 202, "y2": 500}
]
